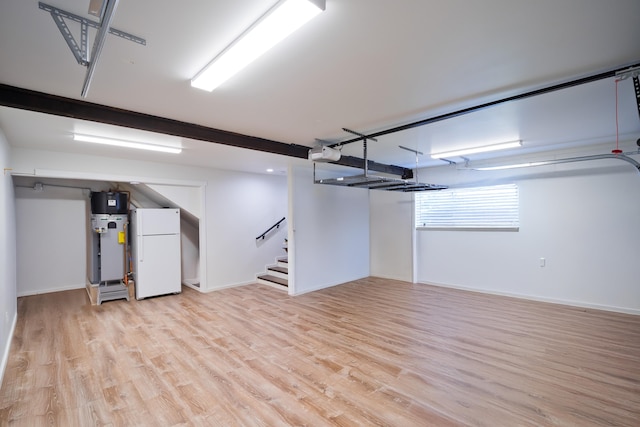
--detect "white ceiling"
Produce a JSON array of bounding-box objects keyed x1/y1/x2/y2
[{"x1": 1, "y1": 0, "x2": 639, "y2": 176}]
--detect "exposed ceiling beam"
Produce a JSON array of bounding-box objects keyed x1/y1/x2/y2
[
  {"x1": 0, "y1": 84, "x2": 412, "y2": 177},
  {"x1": 335, "y1": 155, "x2": 413, "y2": 179}
]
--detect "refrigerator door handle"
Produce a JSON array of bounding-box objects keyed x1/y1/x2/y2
[
  {"x1": 139, "y1": 235, "x2": 144, "y2": 262},
  {"x1": 138, "y1": 211, "x2": 144, "y2": 262}
]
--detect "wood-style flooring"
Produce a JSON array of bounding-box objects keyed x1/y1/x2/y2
[{"x1": 1, "y1": 278, "x2": 639, "y2": 426}]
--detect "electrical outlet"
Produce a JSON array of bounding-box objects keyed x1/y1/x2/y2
[{"x1": 539, "y1": 257, "x2": 546, "y2": 267}]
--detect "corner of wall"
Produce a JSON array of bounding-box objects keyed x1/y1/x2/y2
[
  {"x1": 0, "y1": 129, "x2": 18, "y2": 389},
  {"x1": 0, "y1": 311, "x2": 17, "y2": 388}
]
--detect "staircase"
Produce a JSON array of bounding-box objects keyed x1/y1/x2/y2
[{"x1": 257, "y1": 257, "x2": 288, "y2": 290}]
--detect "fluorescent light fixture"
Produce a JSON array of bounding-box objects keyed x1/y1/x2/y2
[
  {"x1": 266, "y1": 168, "x2": 274, "y2": 172},
  {"x1": 431, "y1": 140, "x2": 522, "y2": 159},
  {"x1": 73, "y1": 134, "x2": 182, "y2": 154},
  {"x1": 191, "y1": 0, "x2": 325, "y2": 91}
]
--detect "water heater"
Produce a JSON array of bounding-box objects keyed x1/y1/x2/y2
[{"x1": 87, "y1": 191, "x2": 130, "y2": 304}]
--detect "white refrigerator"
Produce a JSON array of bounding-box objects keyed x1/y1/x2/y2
[{"x1": 131, "y1": 208, "x2": 182, "y2": 300}]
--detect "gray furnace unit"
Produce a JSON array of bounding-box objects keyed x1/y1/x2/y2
[{"x1": 88, "y1": 191, "x2": 130, "y2": 304}]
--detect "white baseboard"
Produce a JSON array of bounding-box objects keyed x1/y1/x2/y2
[
  {"x1": 0, "y1": 311, "x2": 17, "y2": 389},
  {"x1": 370, "y1": 273, "x2": 413, "y2": 283},
  {"x1": 200, "y1": 280, "x2": 254, "y2": 293},
  {"x1": 418, "y1": 281, "x2": 640, "y2": 316},
  {"x1": 290, "y1": 275, "x2": 369, "y2": 296},
  {"x1": 17, "y1": 283, "x2": 85, "y2": 297}
]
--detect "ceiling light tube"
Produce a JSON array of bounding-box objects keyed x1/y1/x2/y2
[
  {"x1": 191, "y1": 0, "x2": 325, "y2": 92},
  {"x1": 73, "y1": 134, "x2": 182, "y2": 154},
  {"x1": 431, "y1": 140, "x2": 522, "y2": 159}
]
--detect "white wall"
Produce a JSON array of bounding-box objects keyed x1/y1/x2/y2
[
  {"x1": 180, "y1": 216, "x2": 200, "y2": 286},
  {"x1": 147, "y1": 184, "x2": 201, "y2": 218},
  {"x1": 206, "y1": 168, "x2": 288, "y2": 288},
  {"x1": 10, "y1": 148, "x2": 288, "y2": 292},
  {"x1": 415, "y1": 154, "x2": 640, "y2": 314},
  {"x1": 369, "y1": 190, "x2": 413, "y2": 282},
  {"x1": 15, "y1": 184, "x2": 89, "y2": 295},
  {"x1": 289, "y1": 166, "x2": 370, "y2": 294},
  {"x1": 0, "y1": 130, "x2": 17, "y2": 386}
]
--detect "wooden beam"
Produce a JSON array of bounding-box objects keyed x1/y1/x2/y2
[
  {"x1": 0, "y1": 84, "x2": 412, "y2": 177},
  {"x1": 0, "y1": 83, "x2": 310, "y2": 158},
  {"x1": 337, "y1": 155, "x2": 413, "y2": 178}
]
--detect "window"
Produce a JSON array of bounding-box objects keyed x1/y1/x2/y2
[{"x1": 415, "y1": 183, "x2": 519, "y2": 230}]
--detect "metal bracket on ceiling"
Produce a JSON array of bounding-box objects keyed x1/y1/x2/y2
[
  {"x1": 39, "y1": 2, "x2": 146, "y2": 66},
  {"x1": 342, "y1": 128, "x2": 377, "y2": 177},
  {"x1": 398, "y1": 145, "x2": 423, "y2": 182},
  {"x1": 615, "y1": 65, "x2": 640, "y2": 120},
  {"x1": 330, "y1": 128, "x2": 377, "y2": 150},
  {"x1": 398, "y1": 145, "x2": 423, "y2": 156},
  {"x1": 615, "y1": 65, "x2": 640, "y2": 81},
  {"x1": 341, "y1": 128, "x2": 378, "y2": 143},
  {"x1": 438, "y1": 158, "x2": 456, "y2": 165}
]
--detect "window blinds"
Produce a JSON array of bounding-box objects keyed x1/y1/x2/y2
[{"x1": 415, "y1": 184, "x2": 519, "y2": 230}]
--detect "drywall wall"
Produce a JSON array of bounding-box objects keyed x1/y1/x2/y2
[
  {"x1": 205, "y1": 168, "x2": 288, "y2": 288},
  {"x1": 10, "y1": 147, "x2": 287, "y2": 292},
  {"x1": 369, "y1": 190, "x2": 413, "y2": 282},
  {"x1": 14, "y1": 184, "x2": 89, "y2": 295},
  {"x1": 289, "y1": 166, "x2": 370, "y2": 294},
  {"x1": 147, "y1": 184, "x2": 201, "y2": 218},
  {"x1": 180, "y1": 216, "x2": 200, "y2": 286},
  {"x1": 415, "y1": 150, "x2": 640, "y2": 314},
  {"x1": 0, "y1": 130, "x2": 17, "y2": 387}
]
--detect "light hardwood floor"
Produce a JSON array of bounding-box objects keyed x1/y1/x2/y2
[{"x1": 1, "y1": 278, "x2": 639, "y2": 426}]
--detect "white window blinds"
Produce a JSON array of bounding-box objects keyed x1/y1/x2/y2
[{"x1": 415, "y1": 184, "x2": 519, "y2": 230}]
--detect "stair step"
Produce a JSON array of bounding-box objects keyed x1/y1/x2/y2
[
  {"x1": 268, "y1": 265, "x2": 288, "y2": 275},
  {"x1": 277, "y1": 257, "x2": 288, "y2": 268},
  {"x1": 257, "y1": 274, "x2": 288, "y2": 289}
]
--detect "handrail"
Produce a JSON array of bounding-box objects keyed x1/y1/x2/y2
[{"x1": 256, "y1": 217, "x2": 285, "y2": 240}]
